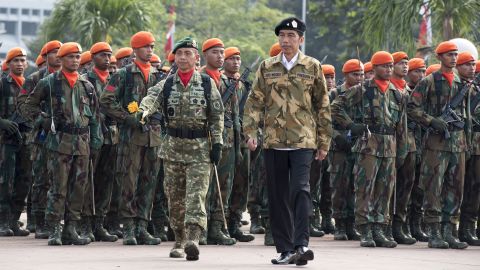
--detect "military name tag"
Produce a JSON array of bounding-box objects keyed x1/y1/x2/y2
[
  {"x1": 264, "y1": 72, "x2": 283, "y2": 79},
  {"x1": 296, "y1": 73, "x2": 314, "y2": 80}
]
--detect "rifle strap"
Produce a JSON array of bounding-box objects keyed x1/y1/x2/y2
[
  {"x1": 433, "y1": 72, "x2": 443, "y2": 116},
  {"x1": 124, "y1": 64, "x2": 134, "y2": 107},
  {"x1": 221, "y1": 77, "x2": 235, "y2": 105},
  {"x1": 1, "y1": 77, "x2": 9, "y2": 118},
  {"x1": 54, "y1": 77, "x2": 63, "y2": 118},
  {"x1": 470, "y1": 87, "x2": 480, "y2": 114},
  {"x1": 365, "y1": 83, "x2": 375, "y2": 123}
]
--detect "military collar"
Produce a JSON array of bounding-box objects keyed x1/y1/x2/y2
[
  {"x1": 174, "y1": 70, "x2": 202, "y2": 86},
  {"x1": 53, "y1": 70, "x2": 89, "y2": 83},
  {"x1": 364, "y1": 78, "x2": 396, "y2": 92},
  {"x1": 431, "y1": 70, "x2": 461, "y2": 84},
  {"x1": 268, "y1": 51, "x2": 308, "y2": 68},
  {"x1": 130, "y1": 62, "x2": 159, "y2": 75}
]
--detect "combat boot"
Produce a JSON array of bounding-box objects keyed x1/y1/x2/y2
[
  {"x1": 185, "y1": 224, "x2": 202, "y2": 261},
  {"x1": 372, "y1": 223, "x2": 397, "y2": 248},
  {"x1": 26, "y1": 211, "x2": 36, "y2": 233},
  {"x1": 358, "y1": 223, "x2": 375, "y2": 247},
  {"x1": 10, "y1": 212, "x2": 29, "y2": 236},
  {"x1": 199, "y1": 230, "x2": 207, "y2": 245},
  {"x1": 35, "y1": 214, "x2": 50, "y2": 239},
  {"x1": 80, "y1": 216, "x2": 95, "y2": 242},
  {"x1": 0, "y1": 213, "x2": 14, "y2": 236},
  {"x1": 384, "y1": 223, "x2": 394, "y2": 242},
  {"x1": 392, "y1": 219, "x2": 416, "y2": 245},
  {"x1": 47, "y1": 222, "x2": 63, "y2": 246},
  {"x1": 136, "y1": 219, "x2": 161, "y2": 245},
  {"x1": 249, "y1": 215, "x2": 265, "y2": 234},
  {"x1": 442, "y1": 222, "x2": 468, "y2": 249},
  {"x1": 106, "y1": 214, "x2": 123, "y2": 238},
  {"x1": 122, "y1": 218, "x2": 137, "y2": 245},
  {"x1": 228, "y1": 219, "x2": 254, "y2": 242},
  {"x1": 403, "y1": 218, "x2": 414, "y2": 239},
  {"x1": 427, "y1": 223, "x2": 449, "y2": 249},
  {"x1": 309, "y1": 217, "x2": 325, "y2": 237},
  {"x1": 170, "y1": 229, "x2": 186, "y2": 258},
  {"x1": 93, "y1": 216, "x2": 118, "y2": 242},
  {"x1": 321, "y1": 214, "x2": 335, "y2": 234},
  {"x1": 458, "y1": 222, "x2": 480, "y2": 246},
  {"x1": 477, "y1": 220, "x2": 480, "y2": 238},
  {"x1": 411, "y1": 215, "x2": 429, "y2": 242},
  {"x1": 207, "y1": 220, "x2": 236, "y2": 245},
  {"x1": 346, "y1": 217, "x2": 360, "y2": 240},
  {"x1": 333, "y1": 219, "x2": 348, "y2": 240},
  {"x1": 262, "y1": 217, "x2": 274, "y2": 246},
  {"x1": 62, "y1": 220, "x2": 91, "y2": 245},
  {"x1": 152, "y1": 218, "x2": 168, "y2": 242}
]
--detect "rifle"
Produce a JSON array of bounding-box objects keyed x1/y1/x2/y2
[
  {"x1": 222, "y1": 56, "x2": 261, "y2": 105},
  {"x1": 9, "y1": 111, "x2": 32, "y2": 142}
]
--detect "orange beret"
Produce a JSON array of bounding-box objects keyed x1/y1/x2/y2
[
  {"x1": 225, "y1": 47, "x2": 240, "y2": 60},
  {"x1": 80, "y1": 51, "x2": 92, "y2": 65},
  {"x1": 167, "y1": 52, "x2": 175, "y2": 63},
  {"x1": 371, "y1": 51, "x2": 393, "y2": 66},
  {"x1": 35, "y1": 55, "x2": 45, "y2": 67},
  {"x1": 90, "y1": 42, "x2": 112, "y2": 55},
  {"x1": 476, "y1": 60, "x2": 480, "y2": 73},
  {"x1": 150, "y1": 54, "x2": 160, "y2": 63},
  {"x1": 130, "y1": 31, "x2": 155, "y2": 49},
  {"x1": 425, "y1": 64, "x2": 441, "y2": 76},
  {"x1": 202, "y1": 38, "x2": 224, "y2": 52},
  {"x1": 269, "y1": 42, "x2": 281, "y2": 57},
  {"x1": 342, "y1": 59, "x2": 363, "y2": 73},
  {"x1": 110, "y1": 55, "x2": 117, "y2": 64},
  {"x1": 364, "y1": 62, "x2": 373, "y2": 72},
  {"x1": 322, "y1": 64, "x2": 335, "y2": 76},
  {"x1": 57, "y1": 42, "x2": 82, "y2": 58},
  {"x1": 6, "y1": 47, "x2": 27, "y2": 63},
  {"x1": 392, "y1": 51, "x2": 408, "y2": 64},
  {"x1": 435, "y1": 41, "x2": 458, "y2": 54},
  {"x1": 456, "y1": 51, "x2": 475, "y2": 66},
  {"x1": 2, "y1": 61, "x2": 8, "y2": 71},
  {"x1": 42, "y1": 40, "x2": 62, "y2": 55},
  {"x1": 115, "y1": 47, "x2": 133, "y2": 60},
  {"x1": 407, "y1": 58, "x2": 426, "y2": 71}
]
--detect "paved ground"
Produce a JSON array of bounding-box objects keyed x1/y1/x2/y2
[{"x1": 0, "y1": 215, "x2": 479, "y2": 270}]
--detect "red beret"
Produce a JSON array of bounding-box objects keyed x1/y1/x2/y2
[
  {"x1": 322, "y1": 64, "x2": 335, "y2": 76},
  {"x1": 90, "y1": 42, "x2": 112, "y2": 55},
  {"x1": 371, "y1": 51, "x2": 393, "y2": 66},
  {"x1": 2, "y1": 61, "x2": 8, "y2": 71},
  {"x1": 476, "y1": 60, "x2": 480, "y2": 73},
  {"x1": 150, "y1": 54, "x2": 160, "y2": 63},
  {"x1": 6, "y1": 47, "x2": 27, "y2": 63},
  {"x1": 202, "y1": 38, "x2": 224, "y2": 52},
  {"x1": 167, "y1": 52, "x2": 175, "y2": 63},
  {"x1": 407, "y1": 58, "x2": 426, "y2": 71},
  {"x1": 110, "y1": 55, "x2": 117, "y2": 64},
  {"x1": 435, "y1": 41, "x2": 458, "y2": 54},
  {"x1": 57, "y1": 42, "x2": 82, "y2": 58},
  {"x1": 269, "y1": 42, "x2": 282, "y2": 57},
  {"x1": 115, "y1": 47, "x2": 133, "y2": 60},
  {"x1": 80, "y1": 51, "x2": 92, "y2": 65},
  {"x1": 35, "y1": 55, "x2": 46, "y2": 67},
  {"x1": 392, "y1": 51, "x2": 409, "y2": 64},
  {"x1": 225, "y1": 47, "x2": 240, "y2": 60},
  {"x1": 364, "y1": 62, "x2": 373, "y2": 72},
  {"x1": 456, "y1": 51, "x2": 475, "y2": 66},
  {"x1": 130, "y1": 31, "x2": 155, "y2": 49},
  {"x1": 342, "y1": 59, "x2": 363, "y2": 73},
  {"x1": 426, "y1": 64, "x2": 441, "y2": 76},
  {"x1": 42, "y1": 40, "x2": 62, "y2": 56}
]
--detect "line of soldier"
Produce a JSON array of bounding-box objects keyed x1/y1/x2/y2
[{"x1": 0, "y1": 27, "x2": 479, "y2": 261}]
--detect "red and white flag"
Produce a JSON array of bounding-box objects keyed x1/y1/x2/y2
[
  {"x1": 418, "y1": 1, "x2": 432, "y2": 47},
  {"x1": 164, "y1": 5, "x2": 176, "y2": 57}
]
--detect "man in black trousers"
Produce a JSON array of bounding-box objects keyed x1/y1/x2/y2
[{"x1": 242, "y1": 17, "x2": 332, "y2": 266}]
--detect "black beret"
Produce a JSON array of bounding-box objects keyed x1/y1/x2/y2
[
  {"x1": 274, "y1": 17, "x2": 306, "y2": 36},
  {"x1": 172, "y1": 37, "x2": 198, "y2": 54}
]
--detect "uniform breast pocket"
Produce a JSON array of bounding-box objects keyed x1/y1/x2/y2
[
  {"x1": 189, "y1": 92, "x2": 207, "y2": 119},
  {"x1": 81, "y1": 96, "x2": 93, "y2": 117},
  {"x1": 388, "y1": 102, "x2": 401, "y2": 123}
]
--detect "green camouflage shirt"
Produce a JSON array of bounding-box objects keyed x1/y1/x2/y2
[
  {"x1": 243, "y1": 52, "x2": 332, "y2": 151},
  {"x1": 139, "y1": 71, "x2": 224, "y2": 163},
  {"x1": 19, "y1": 71, "x2": 101, "y2": 156},
  {"x1": 99, "y1": 63, "x2": 161, "y2": 147},
  {"x1": 331, "y1": 79, "x2": 407, "y2": 158},
  {"x1": 0, "y1": 74, "x2": 24, "y2": 145},
  {"x1": 408, "y1": 71, "x2": 469, "y2": 153}
]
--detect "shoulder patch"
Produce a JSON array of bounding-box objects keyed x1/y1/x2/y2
[
  {"x1": 412, "y1": 92, "x2": 422, "y2": 98},
  {"x1": 105, "y1": 85, "x2": 116, "y2": 92},
  {"x1": 213, "y1": 100, "x2": 221, "y2": 110}
]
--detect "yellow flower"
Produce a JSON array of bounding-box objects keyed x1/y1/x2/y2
[{"x1": 127, "y1": 101, "x2": 139, "y2": 113}]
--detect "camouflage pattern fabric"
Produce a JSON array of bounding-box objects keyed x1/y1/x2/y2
[
  {"x1": 328, "y1": 151, "x2": 356, "y2": 219},
  {"x1": 229, "y1": 147, "x2": 250, "y2": 222}
]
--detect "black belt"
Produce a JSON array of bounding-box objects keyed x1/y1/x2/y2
[
  {"x1": 369, "y1": 125, "x2": 395, "y2": 135},
  {"x1": 473, "y1": 125, "x2": 480, "y2": 132},
  {"x1": 167, "y1": 128, "x2": 207, "y2": 139},
  {"x1": 58, "y1": 125, "x2": 89, "y2": 135},
  {"x1": 333, "y1": 123, "x2": 347, "y2": 131}
]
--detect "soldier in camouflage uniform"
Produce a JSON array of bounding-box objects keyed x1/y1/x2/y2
[
  {"x1": 21, "y1": 40, "x2": 63, "y2": 239},
  {"x1": 20, "y1": 42, "x2": 101, "y2": 245},
  {"x1": 222, "y1": 47, "x2": 255, "y2": 243},
  {"x1": 99, "y1": 31, "x2": 161, "y2": 246},
  {"x1": 475, "y1": 61, "x2": 480, "y2": 239},
  {"x1": 328, "y1": 60, "x2": 364, "y2": 241},
  {"x1": 79, "y1": 42, "x2": 118, "y2": 243},
  {"x1": 388, "y1": 52, "x2": 418, "y2": 245},
  {"x1": 408, "y1": 41, "x2": 469, "y2": 249},
  {"x1": 332, "y1": 51, "x2": 408, "y2": 248},
  {"x1": 0, "y1": 48, "x2": 31, "y2": 237},
  {"x1": 139, "y1": 37, "x2": 224, "y2": 261},
  {"x1": 200, "y1": 38, "x2": 236, "y2": 246},
  {"x1": 243, "y1": 17, "x2": 332, "y2": 265},
  {"x1": 455, "y1": 52, "x2": 480, "y2": 246}
]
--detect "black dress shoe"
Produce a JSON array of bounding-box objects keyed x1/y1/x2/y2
[
  {"x1": 295, "y1": 246, "x2": 314, "y2": 266},
  {"x1": 271, "y1": 251, "x2": 296, "y2": 265}
]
